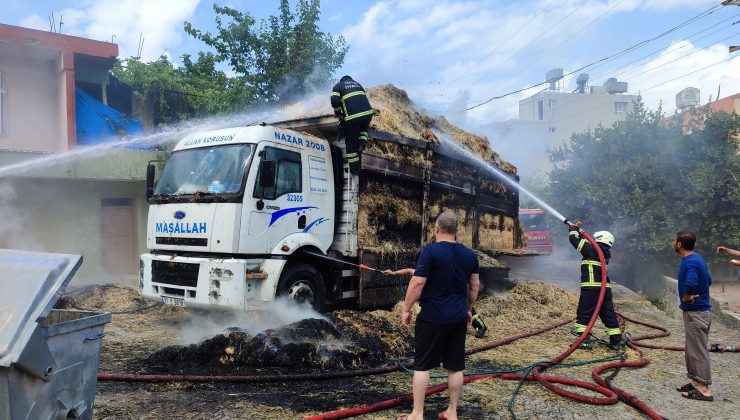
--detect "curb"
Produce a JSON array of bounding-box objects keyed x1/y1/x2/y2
[{"x1": 710, "y1": 295, "x2": 740, "y2": 330}]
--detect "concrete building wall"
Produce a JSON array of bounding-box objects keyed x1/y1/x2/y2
[
  {"x1": 0, "y1": 42, "x2": 66, "y2": 152},
  {"x1": 0, "y1": 177, "x2": 148, "y2": 284},
  {"x1": 519, "y1": 90, "x2": 639, "y2": 148}
]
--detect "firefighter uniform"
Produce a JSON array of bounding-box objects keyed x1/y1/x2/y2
[
  {"x1": 330, "y1": 76, "x2": 373, "y2": 175},
  {"x1": 471, "y1": 307, "x2": 487, "y2": 338},
  {"x1": 569, "y1": 227, "x2": 622, "y2": 348}
]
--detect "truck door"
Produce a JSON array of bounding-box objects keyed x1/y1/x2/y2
[{"x1": 241, "y1": 144, "x2": 316, "y2": 253}]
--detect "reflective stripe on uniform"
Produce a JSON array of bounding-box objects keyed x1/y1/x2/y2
[
  {"x1": 340, "y1": 90, "x2": 367, "y2": 119},
  {"x1": 569, "y1": 231, "x2": 579, "y2": 237},
  {"x1": 345, "y1": 109, "x2": 374, "y2": 121},
  {"x1": 347, "y1": 157, "x2": 360, "y2": 163},
  {"x1": 575, "y1": 323, "x2": 587, "y2": 333},
  {"x1": 576, "y1": 239, "x2": 587, "y2": 252},
  {"x1": 581, "y1": 282, "x2": 611, "y2": 288},
  {"x1": 359, "y1": 132, "x2": 368, "y2": 140},
  {"x1": 605, "y1": 327, "x2": 621, "y2": 336},
  {"x1": 581, "y1": 259, "x2": 606, "y2": 286},
  {"x1": 331, "y1": 92, "x2": 341, "y2": 97},
  {"x1": 341, "y1": 91, "x2": 366, "y2": 100}
]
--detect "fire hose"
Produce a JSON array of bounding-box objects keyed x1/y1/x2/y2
[
  {"x1": 96, "y1": 224, "x2": 738, "y2": 418},
  {"x1": 306, "y1": 225, "x2": 660, "y2": 420}
]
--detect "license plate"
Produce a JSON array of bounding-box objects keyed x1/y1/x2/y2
[{"x1": 161, "y1": 296, "x2": 185, "y2": 307}]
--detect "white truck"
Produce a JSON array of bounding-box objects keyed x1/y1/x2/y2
[{"x1": 140, "y1": 119, "x2": 521, "y2": 311}]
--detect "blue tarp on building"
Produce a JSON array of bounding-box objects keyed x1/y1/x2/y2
[{"x1": 75, "y1": 86, "x2": 149, "y2": 148}]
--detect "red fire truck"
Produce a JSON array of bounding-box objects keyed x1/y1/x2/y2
[{"x1": 519, "y1": 208, "x2": 552, "y2": 254}]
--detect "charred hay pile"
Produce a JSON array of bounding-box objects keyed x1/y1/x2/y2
[{"x1": 141, "y1": 281, "x2": 583, "y2": 375}]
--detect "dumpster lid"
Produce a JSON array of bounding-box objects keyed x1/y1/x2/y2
[{"x1": 0, "y1": 249, "x2": 82, "y2": 367}]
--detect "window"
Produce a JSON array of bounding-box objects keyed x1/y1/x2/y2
[
  {"x1": 615, "y1": 102, "x2": 628, "y2": 114},
  {"x1": 254, "y1": 147, "x2": 302, "y2": 200},
  {"x1": 537, "y1": 100, "x2": 544, "y2": 120},
  {"x1": 548, "y1": 99, "x2": 557, "y2": 108},
  {"x1": 548, "y1": 127, "x2": 556, "y2": 133},
  {"x1": 0, "y1": 72, "x2": 6, "y2": 135},
  {"x1": 154, "y1": 145, "x2": 253, "y2": 196}
]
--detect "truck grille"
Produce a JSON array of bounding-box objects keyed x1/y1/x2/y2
[
  {"x1": 151, "y1": 260, "x2": 199, "y2": 288},
  {"x1": 156, "y1": 237, "x2": 208, "y2": 247}
]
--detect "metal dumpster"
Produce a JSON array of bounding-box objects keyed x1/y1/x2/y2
[{"x1": 0, "y1": 250, "x2": 111, "y2": 420}]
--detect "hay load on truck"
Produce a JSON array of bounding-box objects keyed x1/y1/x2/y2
[{"x1": 139, "y1": 84, "x2": 524, "y2": 311}]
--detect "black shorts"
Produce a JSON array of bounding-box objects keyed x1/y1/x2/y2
[{"x1": 414, "y1": 318, "x2": 467, "y2": 372}]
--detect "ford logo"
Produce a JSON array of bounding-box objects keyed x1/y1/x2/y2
[{"x1": 174, "y1": 211, "x2": 186, "y2": 220}]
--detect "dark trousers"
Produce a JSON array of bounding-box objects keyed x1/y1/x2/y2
[
  {"x1": 343, "y1": 116, "x2": 371, "y2": 175},
  {"x1": 575, "y1": 288, "x2": 621, "y2": 339}
]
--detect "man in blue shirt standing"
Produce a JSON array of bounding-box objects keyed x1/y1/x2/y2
[
  {"x1": 673, "y1": 231, "x2": 714, "y2": 402},
  {"x1": 398, "y1": 211, "x2": 480, "y2": 420}
]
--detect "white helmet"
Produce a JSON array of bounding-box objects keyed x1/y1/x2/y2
[{"x1": 594, "y1": 231, "x2": 614, "y2": 247}]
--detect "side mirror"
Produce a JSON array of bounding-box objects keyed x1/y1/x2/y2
[
  {"x1": 146, "y1": 163, "x2": 156, "y2": 199},
  {"x1": 259, "y1": 160, "x2": 277, "y2": 189}
]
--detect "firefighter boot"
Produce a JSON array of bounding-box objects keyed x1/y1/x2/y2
[
  {"x1": 471, "y1": 309, "x2": 487, "y2": 338},
  {"x1": 608, "y1": 334, "x2": 624, "y2": 351},
  {"x1": 578, "y1": 334, "x2": 594, "y2": 350}
]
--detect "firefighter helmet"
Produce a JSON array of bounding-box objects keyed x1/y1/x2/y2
[{"x1": 594, "y1": 231, "x2": 614, "y2": 247}]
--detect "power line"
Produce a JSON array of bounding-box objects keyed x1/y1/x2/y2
[
  {"x1": 622, "y1": 31, "x2": 740, "y2": 81},
  {"x1": 463, "y1": 3, "x2": 724, "y2": 111},
  {"x1": 641, "y1": 54, "x2": 738, "y2": 92},
  {"x1": 463, "y1": 0, "x2": 627, "y2": 107},
  {"x1": 537, "y1": 29, "x2": 740, "y2": 118},
  {"x1": 436, "y1": 0, "x2": 559, "y2": 97},
  {"x1": 478, "y1": 13, "x2": 740, "y2": 119},
  {"x1": 467, "y1": 0, "x2": 591, "y2": 89}
]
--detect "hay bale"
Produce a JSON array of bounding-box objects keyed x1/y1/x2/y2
[
  {"x1": 478, "y1": 214, "x2": 517, "y2": 252},
  {"x1": 358, "y1": 179, "x2": 423, "y2": 248},
  {"x1": 366, "y1": 85, "x2": 516, "y2": 174}
]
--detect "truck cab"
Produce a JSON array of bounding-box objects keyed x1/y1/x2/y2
[{"x1": 140, "y1": 125, "x2": 338, "y2": 310}]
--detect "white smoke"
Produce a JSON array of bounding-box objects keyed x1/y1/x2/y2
[{"x1": 178, "y1": 297, "x2": 327, "y2": 344}]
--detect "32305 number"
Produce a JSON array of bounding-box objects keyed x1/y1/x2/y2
[{"x1": 286, "y1": 194, "x2": 303, "y2": 202}]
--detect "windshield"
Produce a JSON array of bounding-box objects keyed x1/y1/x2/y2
[
  {"x1": 155, "y1": 144, "x2": 253, "y2": 196},
  {"x1": 520, "y1": 213, "x2": 546, "y2": 231}
]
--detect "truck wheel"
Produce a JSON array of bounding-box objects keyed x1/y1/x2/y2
[{"x1": 277, "y1": 264, "x2": 326, "y2": 312}]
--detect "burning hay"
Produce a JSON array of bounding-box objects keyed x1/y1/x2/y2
[{"x1": 366, "y1": 85, "x2": 516, "y2": 174}]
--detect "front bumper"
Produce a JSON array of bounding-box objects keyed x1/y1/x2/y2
[{"x1": 139, "y1": 253, "x2": 286, "y2": 310}]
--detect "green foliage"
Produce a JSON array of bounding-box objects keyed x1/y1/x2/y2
[
  {"x1": 113, "y1": 53, "x2": 238, "y2": 125},
  {"x1": 113, "y1": 0, "x2": 347, "y2": 126},
  {"x1": 547, "y1": 98, "x2": 740, "y2": 268},
  {"x1": 184, "y1": 0, "x2": 348, "y2": 104}
]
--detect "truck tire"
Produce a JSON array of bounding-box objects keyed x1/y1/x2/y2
[{"x1": 277, "y1": 264, "x2": 326, "y2": 312}]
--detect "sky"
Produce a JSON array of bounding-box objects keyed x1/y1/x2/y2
[{"x1": 3, "y1": 0, "x2": 740, "y2": 129}]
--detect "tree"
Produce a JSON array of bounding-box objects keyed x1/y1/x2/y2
[
  {"x1": 547, "y1": 98, "x2": 740, "y2": 270},
  {"x1": 184, "y1": 0, "x2": 348, "y2": 104},
  {"x1": 113, "y1": 53, "x2": 241, "y2": 126}
]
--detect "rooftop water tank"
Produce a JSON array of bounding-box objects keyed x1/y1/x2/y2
[
  {"x1": 676, "y1": 87, "x2": 700, "y2": 109},
  {"x1": 576, "y1": 73, "x2": 589, "y2": 93}
]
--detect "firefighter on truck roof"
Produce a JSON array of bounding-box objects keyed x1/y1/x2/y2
[{"x1": 330, "y1": 75, "x2": 373, "y2": 175}]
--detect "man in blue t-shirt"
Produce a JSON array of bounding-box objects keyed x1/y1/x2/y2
[
  {"x1": 397, "y1": 211, "x2": 480, "y2": 420},
  {"x1": 673, "y1": 231, "x2": 714, "y2": 402}
]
